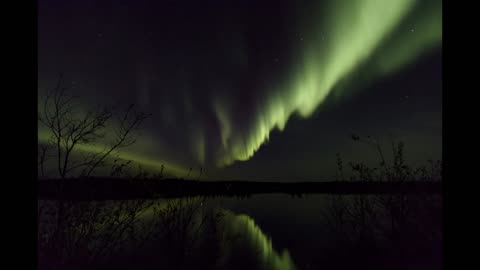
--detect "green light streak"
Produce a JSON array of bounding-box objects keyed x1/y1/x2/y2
[
  {"x1": 38, "y1": 129, "x2": 189, "y2": 177},
  {"x1": 191, "y1": 124, "x2": 206, "y2": 167},
  {"x1": 38, "y1": 1, "x2": 442, "y2": 171},
  {"x1": 216, "y1": 0, "x2": 442, "y2": 166}
]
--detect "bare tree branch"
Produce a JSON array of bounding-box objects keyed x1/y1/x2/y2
[{"x1": 38, "y1": 75, "x2": 149, "y2": 179}]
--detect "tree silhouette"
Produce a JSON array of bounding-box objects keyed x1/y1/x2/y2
[{"x1": 38, "y1": 74, "x2": 150, "y2": 179}]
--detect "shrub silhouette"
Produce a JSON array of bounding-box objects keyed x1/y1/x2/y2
[{"x1": 321, "y1": 135, "x2": 442, "y2": 270}]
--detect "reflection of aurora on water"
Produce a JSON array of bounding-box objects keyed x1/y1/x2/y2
[
  {"x1": 38, "y1": 198, "x2": 296, "y2": 269},
  {"x1": 134, "y1": 200, "x2": 296, "y2": 270},
  {"x1": 222, "y1": 211, "x2": 296, "y2": 270}
]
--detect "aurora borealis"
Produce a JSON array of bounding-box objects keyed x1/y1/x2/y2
[
  {"x1": 215, "y1": 0, "x2": 441, "y2": 166},
  {"x1": 38, "y1": 0, "x2": 442, "y2": 180},
  {"x1": 37, "y1": 2, "x2": 443, "y2": 269}
]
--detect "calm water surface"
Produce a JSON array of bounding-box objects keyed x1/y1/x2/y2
[{"x1": 38, "y1": 194, "x2": 442, "y2": 270}]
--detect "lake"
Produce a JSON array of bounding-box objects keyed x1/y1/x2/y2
[{"x1": 38, "y1": 193, "x2": 442, "y2": 270}]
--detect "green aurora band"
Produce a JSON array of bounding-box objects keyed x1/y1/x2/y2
[
  {"x1": 214, "y1": 0, "x2": 441, "y2": 166},
  {"x1": 38, "y1": 128, "x2": 189, "y2": 177},
  {"x1": 38, "y1": 0, "x2": 442, "y2": 174}
]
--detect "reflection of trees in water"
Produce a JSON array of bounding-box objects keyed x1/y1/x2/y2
[
  {"x1": 38, "y1": 197, "x2": 298, "y2": 270},
  {"x1": 38, "y1": 197, "x2": 225, "y2": 270},
  {"x1": 318, "y1": 138, "x2": 442, "y2": 270},
  {"x1": 321, "y1": 193, "x2": 442, "y2": 270},
  {"x1": 37, "y1": 192, "x2": 441, "y2": 270},
  {"x1": 141, "y1": 197, "x2": 227, "y2": 270}
]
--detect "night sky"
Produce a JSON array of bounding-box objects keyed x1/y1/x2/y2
[{"x1": 38, "y1": 0, "x2": 442, "y2": 180}]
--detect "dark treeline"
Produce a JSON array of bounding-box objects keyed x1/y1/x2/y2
[{"x1": 38, "y1": 177, "x2": 442, "y2": 200}]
